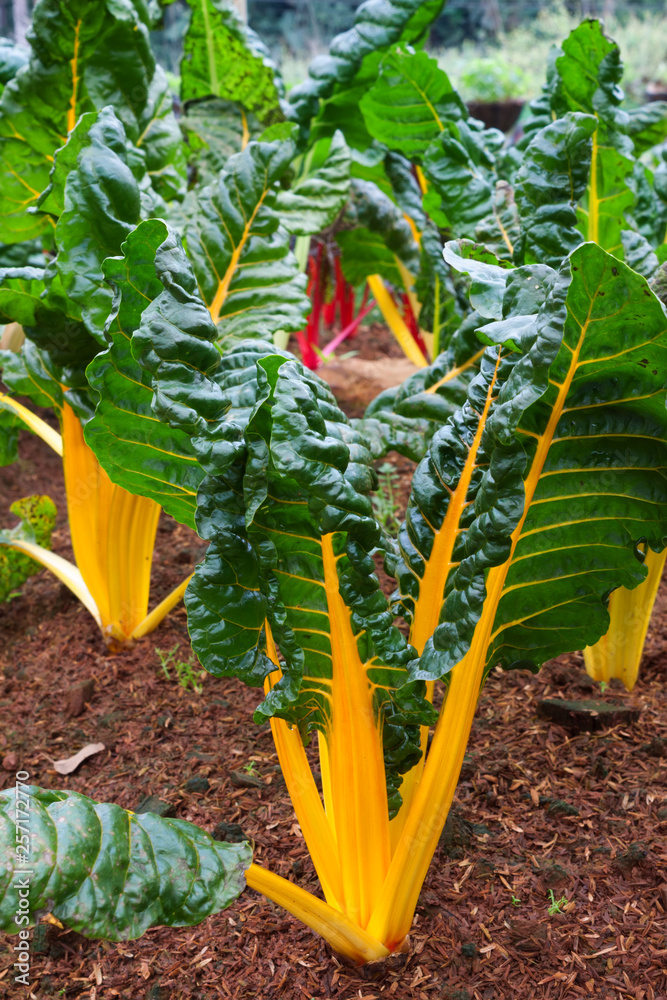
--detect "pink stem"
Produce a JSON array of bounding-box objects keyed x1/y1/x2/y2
[{"x1": 319, "y1": 296, "x2": 375, "y2": 364}]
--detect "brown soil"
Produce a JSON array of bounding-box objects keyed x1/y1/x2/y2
[{"x1": 1, "y1": 368, "x2": 667, "y2": 999}]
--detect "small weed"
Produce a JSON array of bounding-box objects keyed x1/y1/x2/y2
[
  {"x1": 155, "y1": 644, "x2": 206, "y2": 695},
  {"x1": 511, "y1": 895, "x2": 521, "y2": 907},
  {"x1": 599, "y1": 680, "x2": 609, "y2": 694},
  {"x1": 547, "y1": 889, "x2": 569, "y2": 915},
  {"x1": 243, "y1": 760, "x2": 260, "y2": 777},
  {"x1": 372, "y1": 462, "x2": 401, "y2": 536}
]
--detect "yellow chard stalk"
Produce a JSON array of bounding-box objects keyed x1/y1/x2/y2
[{"x1": 0, "y1": 395, "x2": 191, "y2": 648}]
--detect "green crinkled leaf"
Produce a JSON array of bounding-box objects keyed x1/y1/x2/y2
[
  {"x1": 442, "y1": 240, "x2": 513, "y2": 320},
  {"x1": 394, "y1": 346, "x2": 517, "y2": 631},
  {"x1": 0, "y1": 38, "x2": 28, "y2": 89},
  {"x1": 414, "y1": 223, "x2": 463, "y2": 357},
  {"x1": 626, "y1": 161, "x2": 667, "y2": 249},
  {"x1": 276, "y1": 131, "x2": 351, "y2": 236},
  {"x1": 180, "y1": 98, "x2": 261, "y2": 186},
  {"x1": 0, "y1": 266, "x2": 45, "y2": 326},
  {"x1": 0, "y1": 341, "x2": 64, "y2": 412},
  {"x1": 336, "y1": 178, "x2": 420, "y2": 286},
  {"x1": 360, "y1": 46, "x2": 466, "y2": 160},
  {"x1": 186, "y1": 351, "x2": 430, "y2": 813},
  {"x1": 422, "y1": 121, "x2": 499, "y2": 235},
  {"x1": 125, "y1": 238, "x2": 431, "y2": 809},
  {"x1": 135, "y1": 66, "x2": 187, "y2": 202},
  {"x1": 40, "y1": 106, "x2": 143, "y2": 343},
  {"x1": 420, "y1": 242, "x2": 667, "y2": 680},
  {"x1": 624, "y1": 102, "x2": 667, "y2": 156},
  {"x1": 0, "y1": 495, "x2": 57, "y2": 601},
  {"x1": 85, "y1": 219, "x2": 204, "y2": 528},
  {"x1": 130, "y1": 226, "x2": 225, "y2": 439},
  {"x1": 0, "y1": 785, "x2": 250, "y2": 939},
  {"x1": 534, "y1": 21, "x2": 637, "y2": 259},
  {"x1": 0, "y1": 0, "x2": 161, "y2": 244},
  {"x1": 179, "y1": 0, "x2": 283, "y2": 124},
  {"x1": 474, "y1": 181, "x2": 521, "y2": 262},
  {"x1": 183, "y1": 139, "x2": 310, "y2": 347},
  {"x1": 384, "y1": 150, "x2": 427, "y2": 229},
  {"x1": 553, "y1": 19, "x2": 624, "y2": 120},
  {"x1": 620, "y1": 230, "x2": 659, "y2": 278},
  {"x1": 514, "y1": 112, "x2": 596, "y2": 268},
  {"x1": 286, "y1": 0, "x2": 445, "y2": 131}
]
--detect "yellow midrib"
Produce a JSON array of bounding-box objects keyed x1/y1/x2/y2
[
  {"x1": 495, "y1": 207, "x2": 514, "y2": 256},
  {"x1": 67, "y1": 21, "x2": 82, "y2": 134},
  {"x1": 410, "y1": 349, "x2": 502, "y2": 654},
  {"x1": 388, "y1": 350, "x2": 502, "y2": 852},
  {"x1": 424, "y1": 346, "x2": 486, "y2": 394},
  {"x1": 321, "y1": 533, "x2": 391, "y2": 929},
  {"x1": 208, "y1": 191, "x2": 269, "y2": 323},
  {"x1": 587, "y1": 125, "x2": 599, "y2": 245}
]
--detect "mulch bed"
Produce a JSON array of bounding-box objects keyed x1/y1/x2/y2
[{"x1": 1, "y1": 334, "x2": 666, "y2": 999}]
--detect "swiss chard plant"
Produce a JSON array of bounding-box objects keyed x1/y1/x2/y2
[
  {"x1": 0, "y1": 0, "x2": 313, "y2": 640},
  {"x1": 3, "y1": 225, "x2": 667, "y2": 961},
  {"x1": 343, "y1": 17, "x2": 667, "y2": 685},
  {"x1": 0, "y1": 7, "x2": 192, "y2": 643}
]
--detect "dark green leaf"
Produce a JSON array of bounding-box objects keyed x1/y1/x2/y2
[
  {"x1": 336, "y1": 179, "x2": 420, "y2": 286},
  {"x1": 179, "y1": 0, "x2": 283, "y2": 123},
  {"x1": 183, "y1": 139, "x2": 310, "y2": 346},
  {"x1": 86, "y1": 220, "x2": 205, "y2": 528},
  {"x1": 0, "y1": 785, "x2": 250, "y2": 939},
  {"x1": 287, "y1": 0, "x2": 445, "y2": 131},
  {"x1": 423, "y1": 243, "x2": 667, "y2": 679},
  {"x1": 360, "y1": 46, "x2": 466, "y2": 160},
  {"x1": 276, "y1": 130, "x2": 350, "y2": 236},
  {"x1": 0, "y1": 0, "x2": 160, "y2": 243},
  {"x1": 514, "y1": 112, "x2": 596, "y2": 267}
]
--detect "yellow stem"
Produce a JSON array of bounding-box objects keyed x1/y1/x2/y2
[
  {"x1": 61, "y1": 402, "x2": 161, "y2": 644},
  {"x1": 366, "y1": 275, "x2": 427, "y2": 369},
  {"x1": 1, "y1": 538, "x2": 100, "y2": 626},
  {"x1": 67, "y1": 21, "x2": 81, "y2": 133},
  {"x1": 264, "y1": 627, "x2": 344, "y2": 909},
  {"x1": 584, "y1": 547, "x2": 666, "y2": 691},
  {"x1": 388, "y1": 350, "x2": 501, "y2": 853},
  {"x1": 0, "y1": 393, "x2": 63, "y2": 456},
  {"x1": 322, "y1": 533, "x2": 390, "y2": 928},
  {"x1": 317, "y1": 729, "x2": 336, "y2": 837},
  {"x1": 131, "y1": 573, "x2": 194, "y2": 641},
  {"x1": 246, "y1": 864, "x2": 389, "y2": 965},
  {"x1": 588, "y1": 127, "x2": 599, "y2": 245}
]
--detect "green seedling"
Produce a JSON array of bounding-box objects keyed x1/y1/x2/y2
[
  {"x1": 156, "y1": 644, "x2": 206, "y2": 695},
  {"x1": 243, "y1": 760, "x2": 260, "y2": 777},
  {"x1": 547, "y1": 889, "x2": 569, "y2": 915},
  {"x1": 511, "y1": 895, "x2": 521, "y2": 907}
]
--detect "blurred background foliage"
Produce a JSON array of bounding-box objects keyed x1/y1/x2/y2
[{"x1": 1, "y1": 0, "x2": 665, "y2": 104}]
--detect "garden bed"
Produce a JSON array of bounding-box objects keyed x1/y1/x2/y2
[{"x1": 1, "y1": 418, "x2": 666, "y2": 1000}]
